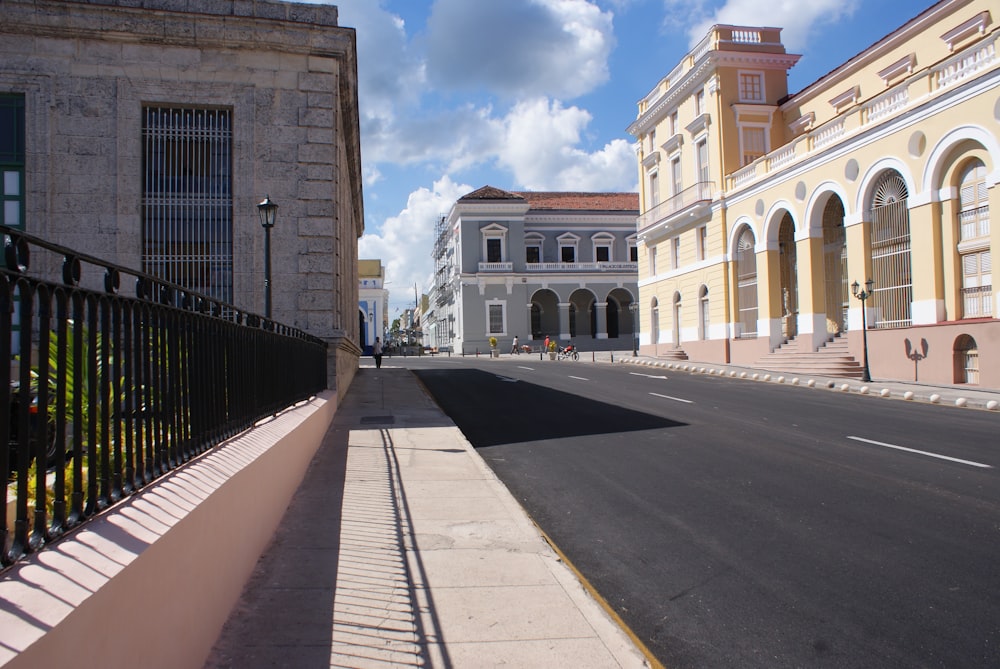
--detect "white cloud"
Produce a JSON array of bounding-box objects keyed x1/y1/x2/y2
[
  {"x1": 497, "y1": 98, "x2": 637, "y2": 191},
  {"x1": 425, "y1": 0, "x2": 615, "y2": 99},
  {"x1": 358, "y1": 176, "x2": 472, "y2": 313},
  {"x1": 676, "y1": 0, "x2": 860, "y2": 52}
]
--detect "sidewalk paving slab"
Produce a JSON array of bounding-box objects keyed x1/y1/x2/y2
[{"x1": 205, "y1": 367, "x2": 653, "y2": 669}]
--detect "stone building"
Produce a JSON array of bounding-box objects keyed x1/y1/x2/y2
[
  {"x1": 628, "y1": 0, "x2": 999, "y2": 387},
  {"x1": 426, "y1": 186, "x2": 639, "y2": 355},
  {"x1": 0, "y1": 0, "x2": 364, "y2": 390}
]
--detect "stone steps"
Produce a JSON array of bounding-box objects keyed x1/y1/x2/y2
[
  {"x1": 753, "y1": 335, "x2": 864, "y2": 378},
  {"x1": 656, "y1": 347, "x2": 689, "y2": 361}
]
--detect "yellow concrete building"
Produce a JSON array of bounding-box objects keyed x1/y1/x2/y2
[{"x1": 628, "y1": 0, "x2": 999, "y2": 388}]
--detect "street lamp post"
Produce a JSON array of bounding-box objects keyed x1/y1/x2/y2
[
  {"x1": 851, "y1": 278, "x2": 874, "y2": 382},
  {"x1": 628, "y1": 302, "x2": 639, "y2": 356},
  {"x1": 257, "y1": 195, "x2": 278, "y2": 319}
]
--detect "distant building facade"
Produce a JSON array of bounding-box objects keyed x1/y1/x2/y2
[
  {"x1": 358, "y1": 260, "x2": 387, "y2": 355},
  {"x1": 427, "y1": 186, "x2": 640, "y2": 354},
  {"x1": 0, "y1": 0, "x2": 364, "y2": 390},
  {"x1": 628, "y1": 0, "x2": 999, "y2": 387}
]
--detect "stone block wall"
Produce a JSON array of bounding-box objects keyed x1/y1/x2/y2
[{"x1": 0, "y1": 0, "x2": 364, "y2": 386}]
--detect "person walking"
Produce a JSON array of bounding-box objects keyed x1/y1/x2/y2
[
  {"x1": 543, "y1": 335, "x2": 550, "y2": 353},
  {"x1": 373, "y1": 336, "x2": 383, "y2": 369},
  {"x1": 510, "y1": 335, "x2": 520, "y2": 355}
]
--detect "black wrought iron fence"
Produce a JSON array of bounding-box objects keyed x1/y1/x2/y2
[{"x1": 0, "y1": 225, "x2": 327, "y2": 571}]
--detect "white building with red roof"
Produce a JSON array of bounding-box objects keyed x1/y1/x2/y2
[{"x1": 426, "y1": 186, "x2": 639, "y2": 355}]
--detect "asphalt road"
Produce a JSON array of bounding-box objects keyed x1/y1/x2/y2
[{"x1": 404, "y1": 355, "x2": 1000, "y2": 669}]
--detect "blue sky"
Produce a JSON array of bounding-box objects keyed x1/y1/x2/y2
[{"x1": 302, "y1": 0, "x2": 929, "y2": 316}]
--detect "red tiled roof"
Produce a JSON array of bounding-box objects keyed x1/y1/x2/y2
[
  {"x1": 457, "y1": 186, "x2": 638, "y2": 212},
  {"x1": 514, "y1": 191, "x2": 639, "y2": 211},
  {"x1": 458, "y1": 185, "x2": 525, "y2": 201}
]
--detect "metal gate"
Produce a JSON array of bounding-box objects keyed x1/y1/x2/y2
[{"x1": 869, "y1": 173, "x2": 911, "y2": 328}]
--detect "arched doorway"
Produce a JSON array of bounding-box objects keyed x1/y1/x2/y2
[
  {"x1": 822, "y1": 196, "x2": 848, "y2": 334},
  {"x1": 530, "y1": 289, "x2": 559, "y2": 340},
  {"x1": 699, "y1": 286, "x2": 709, "y2": 340},
  {"x1": 735, "y1": 225, "x2": 758, "y2": 338},
  {"x1": 954, "y1": 335, "x2": 979, "y2": 384},
  {"x1": 607, "y1": 288, "x2": 633, "y2": 340},
  {"x1": 870, "y1": 171, "x2": 912, "y2": 328},
  {"x1": 672, "y1": 292, "x2": 682, "y2": 347},
  {"x1": 778, "y1": 213, "x2": 798, "y2": 339},
  {"x1": 569, "y1": 289, "x2": 596, "y2": 338},
  {"x1": 650, "y1": 297, "x2": 659, "y2": 349}
]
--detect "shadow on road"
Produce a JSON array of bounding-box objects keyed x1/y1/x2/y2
[{"x1": 414, "y1": 368, "x2": 685, "y2": 448}]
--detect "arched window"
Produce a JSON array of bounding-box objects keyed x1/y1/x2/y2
[
  {"x1": 699, "y1": 286, "x2": 709, "y2": 340},
  {"x1": 869, "y1": 172, "x2": 911, "y2": 327},
  {"x1": 954, "y1": 335, "x2": 979, "y2": 384},
  {"x1": 957, "y1": 160, "x2": 991, "y2": 318},
  {"x1": 735, "y1": 226, "x2": 758, "y2": 338},
  {"x1": 672, "y1": 292, "x2": 682, "y2": 346}
]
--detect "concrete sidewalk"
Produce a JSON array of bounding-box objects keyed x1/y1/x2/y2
[{"x1": 205, "y1": 367, "x2": 653, "y2": 668}]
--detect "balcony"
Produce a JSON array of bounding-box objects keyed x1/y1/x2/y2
[
  {"x1": 637, "y1": 181, "x2": 714, "y2": 239},
  {"x1": 478, "y1": 262, "x2": 513, "y2": 272},
  {"x1": 724, "y1": 31, "x2": 998, "y2": 193},
  {"x1": 526, "y1": 262, "x2": 638, "y2": 272}
]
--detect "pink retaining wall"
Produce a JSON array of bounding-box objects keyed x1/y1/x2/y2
[{"x1": 0, "y1": 390, "x2": 339, "y2": 669}]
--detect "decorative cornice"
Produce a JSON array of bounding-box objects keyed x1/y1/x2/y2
[
  {"x1": 877, "y1": 53, "x2": 916, "y2": 85},
  {"x1": 941, "y1": 10, "x2": 991, "y2": 51},
  {"x1": 829, "y1": 86, "x2": 860, "y2": 110}
]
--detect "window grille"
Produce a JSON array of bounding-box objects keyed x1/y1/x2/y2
[
  {"x1": 869, "y1": 173, "x2": 911, "y2": 328},
  {"x1": 142, "y1": 107, "x2": 233, "y2": 304},
  {"x1": 735, "y1": 227, "x2": 758, "y2": 338},
  {"x1": 488, "y1": 303, "x2": 504, "y2": 334},
  {"x1": 1, "y1": 94, "x2": 26, "y2": 354}
]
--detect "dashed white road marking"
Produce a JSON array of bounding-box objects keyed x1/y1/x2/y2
[
  {"x1": 847, "y1": 436, "x2": 992, "y2": 469},
  {"x1": 569, "y1": 376, "x2": 589, "y2": 381},
  {"x1": 649, "y1": 392, "x2": 693, "y2": 404}
]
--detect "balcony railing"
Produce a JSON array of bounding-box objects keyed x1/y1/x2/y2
[
  {"x1": 525, "y1": 262, "x2": 638, "y2": 272},
  {"x1": 478, "y1": 262, "x2": 513, "y2": 272},
  {"x1": 724, "y1": 31, "x2": 998, "y2": 193},
  {"x1": 1, "y1": 225, "x2": 327, "y2": 572},
  {"x1": 638, "y1": 181, "x2": 714, "y2": 234}
]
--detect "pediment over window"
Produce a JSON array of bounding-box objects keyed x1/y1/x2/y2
[
  {"x1": 941, "y1": 11, "x2": 990, "y2": 51},
  {"x1": 661, "y1": 133, "x2": 683, "y2": 155}
]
